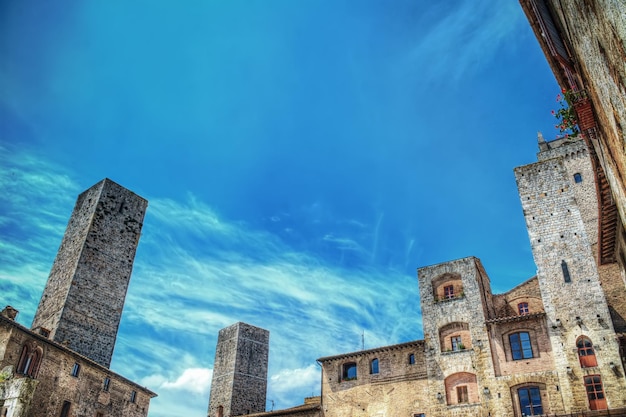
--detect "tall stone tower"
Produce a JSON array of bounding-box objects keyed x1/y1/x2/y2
[
  {"x1": 208, "y1": 322, "x2": 269, "y2": 417},
  {"x1": 31, "y1": 178, "x2": 147, "y2": 368},
  {"x1": 514, "y1": 137, "x2": 626, "y2": 410}
]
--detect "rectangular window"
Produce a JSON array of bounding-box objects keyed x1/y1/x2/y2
[
  {"x1": 408, "y1": 353, "x2": 415, "y2": 365},
  {"x1": 584, "y1": 375, "x2": 607, "y2": 410},
  {"x1": 71, "y1": 363, "x2": 80, "y2": 377},
  {"x1": 444, "y1": 285, "x2": 454, "y2": 299},
  {"x1": 510, "y1": 332, "x2": 534, "y2": 360},
  {"x1": 103, "y1": 377, "x2": 110, "y2": 392},
  {"x1": 451, "y1": 336, "x2": 462, "y2": 351},
  {"x1": 60, "y1": 401, "x2": 71, "y2": 417},
  {"x1": 130, "y1": 390, "x2": 137, "y2": 403},
  {"x1": 518, "y1": 302, "x2": 529, "y2": 315},
  {"x1": 457, "y1": 386, "x2": 469, "y2": 403}
]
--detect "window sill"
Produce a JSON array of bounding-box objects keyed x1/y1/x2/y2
[
  {"x1": 441, "y1": 348, "x2": 471, "y2": 355},
  {"x1": 446, "y1": 402, "x2": 480, "y2": 409},
  {"x1": 434, "y1": 294, "x2": 466, "y2": 304}
]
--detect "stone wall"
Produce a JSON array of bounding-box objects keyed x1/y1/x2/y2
[
  {"x1": 515, "y1": 137, "x2": 626, "y2": 411},
  {"x1": 31, "y1": 178, "x2": 147, "y2": 368},
  {"x1": 208, "y1": 322, "x2": 269, "y2": 417},
  {"x1": 0, "y1": 315, "x2": 156, "y2": 417},
  {"x1": 319, "y1": 341, "x2": 430, "y2": 417}
]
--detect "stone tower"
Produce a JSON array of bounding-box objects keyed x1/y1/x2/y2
[
  {"x1": 514, "y1": 137, "x2": 626, "y2": 410},
  {"x1": 208, "y1": 322, "x2": 269, "y2": 417},
  {"x1": 31, "y1": 178, "x2": 147, "y2": 368}
]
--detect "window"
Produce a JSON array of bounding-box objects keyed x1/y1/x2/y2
[
  {"x1": 518, "y1": 387, "x2": 543, "y2": 415},
  {"x1": 217, "y1": 406, "x2": 224, "y2": 417},
  {"x1": 408, "y1": 353, "x2": 415, "y2": 365},
  {"x1": 577, "y1": 337, "x2": 597, "y2": 367},
  {"x1": 130, "y1": 390, "x2": 137, "y2": 403},
  {"x1": 60, "y1": 401, "x2": 71, "y2": 417},
  {"x1": 95, "y1": 413, "x2": 104, "y2": 417},
  {"x1": 451, "y1": 336, "x2": 462, "y2": 351},
  {"x1": 370, "y1": 358, "x2": 379, "y2": 374},
  {"x1": 342, "y1": 362, "x2": 357, "y2": 380},
  {"x1": 103, "y1": 377, "x2": 111, "y2": 392},
  {"x1": 71, "y1": 362, "x2": 80, "y2": 377},
  {"x1": 574, "y1": 173, "x2": 582, "y2": 183},
  {"x1": 518, "y1": 302, "x2": 529, "y2": 315},
  {"x1": 444, "y1": 285, "x2": 455, "y2": 299},
  {"x1": 16, "y1": 344, "x2": 41, "y2": 378},
  {"x1": 561, "y1": 260, "x2": 571, "y2": 283},
  {"x1": 584, "y1": 375, "x2": 607, "y2": 410},
  {"x1": 456, "y1": 386, "x2": 469, "y2": 403},
  {"x1": 510, "y1": 332, "x2": 533, "y2": 360}
]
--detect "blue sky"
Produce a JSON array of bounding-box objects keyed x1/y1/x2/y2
[{"x1": 1, "y1": 1, "x2": 561, "y2": 416}]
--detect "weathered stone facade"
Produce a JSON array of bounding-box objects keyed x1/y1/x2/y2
[
  {"x1": 519, "y1": 0, "x2": 626, "y2": 230},
  {"x1": 318, "y1": 341, "x2": 428, "y2": 417},
  {"x1": 208, "y1": 322, "x2": 269, "y2": 417},
  {"x1": 31, "y1": 178, "x2": 147, "y2": 368},
  {"x1": 222, "y1": 136, "x2": 626, "y2": 417},
  {"x1": 0, "y1": 312, "x2": 156, "y2": 417},
  {"x1": 0, "y1": 179, "x2": 155, "y2": 417}
]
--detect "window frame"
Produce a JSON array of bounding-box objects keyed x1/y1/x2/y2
[
  {"x1": 577, "y1": 336, "x2": 597, "y2": 367},
  {"x1": 509, "y1": 332, "x2": 534, "y2": 360},
  {"x1": 518, "y1": 302, "x2": 529, "y2": 315},
  {"x1": 584, "y1": 375, "x2": 607, "y2": 410},
  {"x1": 130, "y1": 390, "x2": 137, "y2": 403},
  {"x1": 370, "y1": 358, "x2": 379, "y2": 374},
  {"x1": 341, "y1": 362, "x2": 357, "y2": 381},
  {"x1": 517, "y1": 386, "x2": 543, "y2": 416},
  {"x1": 103, "y1": 377, "x2": 111, "y2": 392},
  {"x1": 456, "y1": 385, "x2": 469, "y2": 404},
  {"x1": 71, "y1": 362, "x2": 81, "y2": 377},
  {"x1": 408, "y1": 353, "x2": 415, "y2": 365},
  {"x1": 574, "y1": 173, "x2": 582, "y2": 183},
  {"x1": 451, "y1": 335, "x2": 462, "y2": 351},
  {"x1": 444, "y1": 285, "x2": 455, "y2": 300}
]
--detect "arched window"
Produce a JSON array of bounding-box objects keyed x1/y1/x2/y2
[
  {"x1": 217, "y1": 406, "x2": 224, "y2": 417},
  {"x1": 577, "y1": 336, "x2": 597, "y2": 367},
  {"x1": 518, "y1": 386, "x2": 543, "y2": 415},
  {"x1": 518, "y1": 302, "x2": 529, "y2": 315},
  {"x1": 509, "y1": 332, "x2": 534, "y2": 360},
  {"x1": 574, "y1": 173, "x2": 582, "y2": 183},
  {"x1": 408, "y1": 354, "x2": 415, "y2": 365},
  {"x1": 370, "y1": 358, "x2": 379, "y2": 374},
  {"x1": 342, "y1": 362, "x2": 357, "y2": 380},
  {"x1": 444, "y1": 372, "x2": 477, "y2": 405},
  {"x1": 16, "y1": 343, "x2": 42, "y2": 378}
]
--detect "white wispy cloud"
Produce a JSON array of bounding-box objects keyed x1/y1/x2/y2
[
  {"x1": 0, "y1": 148, "x2": 423, "y2": 417},
  {"x1": 160, "y1": 368, "x2": 212, "y2": 394}
]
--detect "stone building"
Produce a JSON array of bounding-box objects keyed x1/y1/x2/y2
[
  {"x1": 212, "y1": 136, "x2": 626, "y2": 417},
  {"x1": 0, "y1": 179, "x2": 156, "y2": 417},
  {"x1": 208, "y1": 322, "x2": 270, "y2": 417},
  {"x1": 518, "y1": 0, "x2": 626, "y2": 270}
]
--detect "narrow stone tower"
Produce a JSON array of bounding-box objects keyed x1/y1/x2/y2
[
  {"x1": 208, "y1": 322, "x2": 269, "y2": 417},
  {"x1": 31, "y1": 178, "x2": 147, "y2": 368},
  {"x1": 514, "y1": 137, "x2": 626, "y2": 410}
]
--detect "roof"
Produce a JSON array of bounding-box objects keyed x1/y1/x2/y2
[{"x1": 0, "y1": 313, "x2": 157, "y2": 398}]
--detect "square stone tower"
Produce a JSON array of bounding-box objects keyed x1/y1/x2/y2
[
  {"x1": 208, "y1": 322, "x2": 269, "y2": 417},
  {"x1": 31, "y1": 178, "x2": 147, "y2": 368},
  {"x1": 514, "y1": 137, "x2": 626, "y2": 410}
]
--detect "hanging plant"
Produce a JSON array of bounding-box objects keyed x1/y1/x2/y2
[{"x1": 551, "y1": 89, "x2": 580, "y2": 138}]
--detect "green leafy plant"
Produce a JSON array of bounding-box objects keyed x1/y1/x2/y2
[{"x1": 552, "y1": 89, "x2": 579, "y2": 138}]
